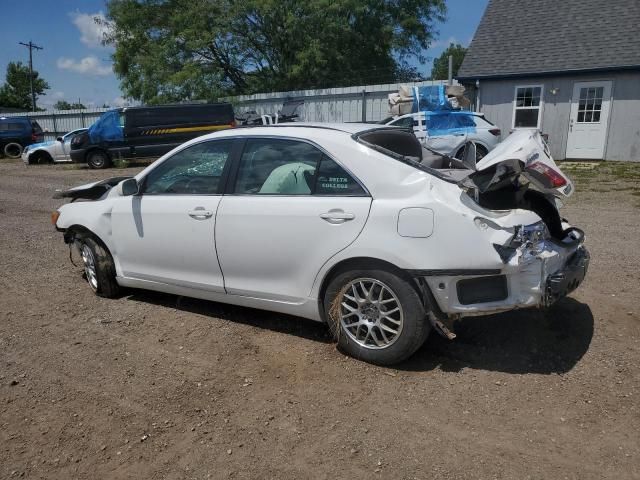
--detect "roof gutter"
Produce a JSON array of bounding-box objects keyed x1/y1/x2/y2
[{"x1": 457, "y1": 64, "x2": 640, "y2": 82}]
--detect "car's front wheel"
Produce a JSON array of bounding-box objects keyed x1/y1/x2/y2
[
  {"x1": 86, "y1": 150, "x2": 111, "y2": 169},
  {"x1": 323, "y1": 268, "x2": 431, "y2": 365},
  {"x1": 79, "y1": 237, "x2": 120, "y2": 298}
]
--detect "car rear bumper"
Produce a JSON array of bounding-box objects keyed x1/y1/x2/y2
[{"x1": 411, "y1": 236, "x2": 589, "y2": 318}]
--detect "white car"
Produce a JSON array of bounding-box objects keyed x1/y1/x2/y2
[
  {"x1": 22, "y1": 128, "x2": 88, "y2": 164},
  {"x1": 385, "y1": 111, "x2": 501, "y2": 160},
  {"x1": 52, "y1": 124, "x2": 589, "y2": 365}
]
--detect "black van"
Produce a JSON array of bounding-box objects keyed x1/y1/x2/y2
[{"x1": 70, "y1": 103, "x2": 235, "y2": 168}]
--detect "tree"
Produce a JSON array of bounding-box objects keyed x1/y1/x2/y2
[
  {"x1": 430, "y1": 43, "x2": 467, "y2": 80},
  {"x1": 0, "y1": 61, "x2": 50, "y2": 110},
  {"x1": 53, "y1": 100, "x2": 86, "y2": 110},
  {"x1": 103, "y1": 0, "x2": 446, "y2": 104}
]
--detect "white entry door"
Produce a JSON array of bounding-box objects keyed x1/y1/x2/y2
[{"x1": 565, "y1": 81, "x2": 612, "y2": 159}]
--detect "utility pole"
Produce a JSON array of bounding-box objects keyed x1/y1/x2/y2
[{"x1": 18, "y1": 41, "x2": 43, "y2": 111}]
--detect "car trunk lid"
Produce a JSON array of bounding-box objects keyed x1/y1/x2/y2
[{"x1": 460, "y1": 129, "x2": 573, "y2": 198}]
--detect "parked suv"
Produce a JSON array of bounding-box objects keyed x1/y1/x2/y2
[
  {"x1": 70, "y1": 103, "x2": 236, "y2": 168},
  {"x1": 384, "y1": 111, "x2": 501, "y2": 160},
  {"x1": 52, "y1": 124, "x2": 588, "y2": 365},
  {"x1": 0, "y1": 116, "x2": 44, "y2": 158}
]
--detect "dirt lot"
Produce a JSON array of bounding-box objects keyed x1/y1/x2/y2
[{"x1": 1, "y1": 159, "x2": 639, "y2": 479}]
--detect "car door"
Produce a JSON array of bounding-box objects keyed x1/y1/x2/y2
[
  {"x1": 424, "y1": 111, "x2": 468, "y2": 155},
  {"x1": 111, "y1": 139, "x2": 235, "y2": 292},
  {"x1": 57, "y1": 130, "x2": 77, "y2": 161},
  {"x1": 215, "y1": 137, "x2": 372, "y2": 303}
]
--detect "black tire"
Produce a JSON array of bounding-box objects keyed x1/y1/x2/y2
[
  {"x1": 80, "y1": 237, "x2": 120, "y2": 298},
  {"x1": 4, "y1": 142, "x2": 23, "y2": 159},
  {"x1": 323, "y1": 268, "x2": 431, "y2": 365},
  {"x1": 87, "y1": 150, "x2": 111, "y2": 169},
  {"x1": 31, "y1": 151, "x2": 52, "y2": 165}
]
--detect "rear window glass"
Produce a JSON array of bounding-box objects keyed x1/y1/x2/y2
[
  {"x1": 127, "y1": 104, "x2": 234, "y2": 128},
  {"x1": 356, "y1": 129, "x2": 423, "y2": 160},
  {"x1": 473, "y1": 116, "x2": 494, "y2": 127}
]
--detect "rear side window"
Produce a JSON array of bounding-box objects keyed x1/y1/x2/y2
[
  {"x1": 233, "y1": 138, "x2": 366, "y2": 196},
  {"x1": 472, "y1": 116, "x2": 494, "y2": 128},
  {"x1": 6, "y1": 122, "x2": 25, "y2": 131},
  {"x1": 31, "y1": 121, "x2": 42, "y2": 133}
]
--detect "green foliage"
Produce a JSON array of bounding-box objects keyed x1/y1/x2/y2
[
  {"x1": 0, "y1": 61, "x2": 50, "y2": 110},
  {"x1": 54, "y1": 100, "x2": 87, "y2": 110},
  {"x1": 104, "y1": 0, "x2": 446, "y2": 104},
  {"x1": 430, "y1": 43, "x2": 467, "y2": 80}
]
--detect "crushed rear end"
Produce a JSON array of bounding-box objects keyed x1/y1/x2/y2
[{"x1": 428, "y1": 129, "x2": 588, "y2": 316}]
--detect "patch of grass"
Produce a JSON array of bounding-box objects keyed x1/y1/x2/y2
[{"x1": 113, "y1": 157, "x2": 130, "y2": 169}]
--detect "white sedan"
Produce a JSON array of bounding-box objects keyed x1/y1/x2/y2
[
  {"x1": 23, "y1": 128, "x2": 88, "y2": 164},
  {"x1": 52, "y1": 124, "x2": 589, "y2": 365}
]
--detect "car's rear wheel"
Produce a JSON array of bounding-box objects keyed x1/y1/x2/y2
[
  {"x1": 87, "y1": 150, "x2": 110, "y2": 169},
  {"x1": 323, "y1": 268, "x2": 431, "y2": 365},
  {"x1": 4, "y1": 142, "x2": 23, "y2": 159},
  {"x1": 80, "y1": 237, "x2": 120, "y2": 298}
]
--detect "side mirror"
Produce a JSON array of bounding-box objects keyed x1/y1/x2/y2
[
  {"x1": 117, "y1": 178, "x2": 139, "y2": 196},
  {"x1": 56, "y1": 137, "x2": 63, "y2": 142},
  {"x1": 461, "y1": 141, "x2": 477, "y2": 170}
]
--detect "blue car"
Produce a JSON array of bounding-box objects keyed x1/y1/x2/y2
[{"x1": 0, "y1": 116, "x2": 44, "y2": 158}]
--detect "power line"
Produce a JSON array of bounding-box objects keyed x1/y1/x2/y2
[{"x1": 18, "y1": 41, "x2": 43, "y2": 112}]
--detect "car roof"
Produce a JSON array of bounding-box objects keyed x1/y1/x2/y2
[{"x1": 198, "y1": 122, "x2": 391, "y2": 142}]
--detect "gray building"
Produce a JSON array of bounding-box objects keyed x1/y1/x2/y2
[{"x1": 457, "y1": 0, "x2": 640, "y2": 161}]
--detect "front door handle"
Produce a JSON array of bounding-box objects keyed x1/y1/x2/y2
[
  {"x1": 320, "y1": 209, "x2": 355, "y2": 224},
  {"x1": 188, "y1": 208, "x2": 213, "y2": 219}
]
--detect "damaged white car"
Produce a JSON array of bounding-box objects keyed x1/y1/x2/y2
[{"x1": 52, "y1": 124, "x2": 589, "y2": 365}]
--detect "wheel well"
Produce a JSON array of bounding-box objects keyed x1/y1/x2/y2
[
  {"x1": 64, "y1": 225, "x2": 111, "y2": 254},
  {"x1": 85, "y1": 148, "x2": 111, "y2": 162},
  {"x1": 32, "y1": 150, "x2": 53, "y2": 163},
  {"x1": 317, "y1": 257, "x2": 428, "y2": 320}
]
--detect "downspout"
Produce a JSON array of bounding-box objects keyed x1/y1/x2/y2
[{"x1": 475, "y1": 79, "x2": 480, "y2": 113}]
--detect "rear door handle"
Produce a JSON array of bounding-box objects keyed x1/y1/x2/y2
[
  {"x1": 320, "y1": 209, "x2": 355, "y2": 224},
  {"x1": 188, "y1": 208, "x2": 213, "y2": 219}
]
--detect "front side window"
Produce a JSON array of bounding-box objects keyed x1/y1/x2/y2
[
  {"x1": 513, "y1": 85, "x2": 543, "y2": 128},
  {"x1": 234, "y1": 138, "x2": 365, "y2": 196},
  {"x1": 143, "y1": 140, "x2": 232, "y2": 195},
  {"x1": 390, "y1": 116, "x2": 415, "y2": 128}
]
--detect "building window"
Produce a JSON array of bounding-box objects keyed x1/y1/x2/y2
[
  {"x1": 577, "y1": 86, "x2": 604, "y2": 123},
  {"x1": 513, "y1": 85, "x2": 543, "y2": 128}
]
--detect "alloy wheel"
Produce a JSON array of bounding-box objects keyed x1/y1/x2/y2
[
  {"x1": 81, "y1": 244, "x2": 99, "y2": 291},
  {"x1": 339, "y1": 278, "x2": 404, "y2": 349}
]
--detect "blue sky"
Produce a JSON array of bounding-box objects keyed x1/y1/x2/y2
[{"x1": 0, "y1": 0, "x2": 488, "y2": 110}]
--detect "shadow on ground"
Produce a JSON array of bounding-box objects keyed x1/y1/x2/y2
[
  {"x1": 402, "y1": 297, "x2": 594, "y2": 374},
  {"x1": 125, "y1": 290, "x2": 332, "y2": 344},
  {"x1": 126, "y1": 290, "x2": 593, "y2": 375}
]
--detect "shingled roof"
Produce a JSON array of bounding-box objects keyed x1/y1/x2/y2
[{"x1": 457, "y1": 0, "x2": 640, "y2": 79}]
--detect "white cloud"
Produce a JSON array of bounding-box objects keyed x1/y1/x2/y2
[
  {"x1": 57, "y1": 56, "x2": 113, "y2": 76},
  {"x1": 52, "y1": 91, "x2": 65, "y2": 100},
  {"x1": 431, "y1": 36, "x2": 466, "y2": 49},
  {"x1": 70, "y1": 11, "x2": 111, "y2": 48},
  {"x1": 112, "y1": 96, "x2": 130, "y2": 107}
]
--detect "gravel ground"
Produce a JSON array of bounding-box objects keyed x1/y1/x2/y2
[{"x1": 0, "y1": 159, "x2": 638, "y2": 479}]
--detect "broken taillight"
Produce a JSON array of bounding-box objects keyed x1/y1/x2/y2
[
  {"x1": 489, "y1": 128, "x2": 501, "y2": 136},
  {"x1": 527, "y1": 161, "x2": 567, "y2": 188}
]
